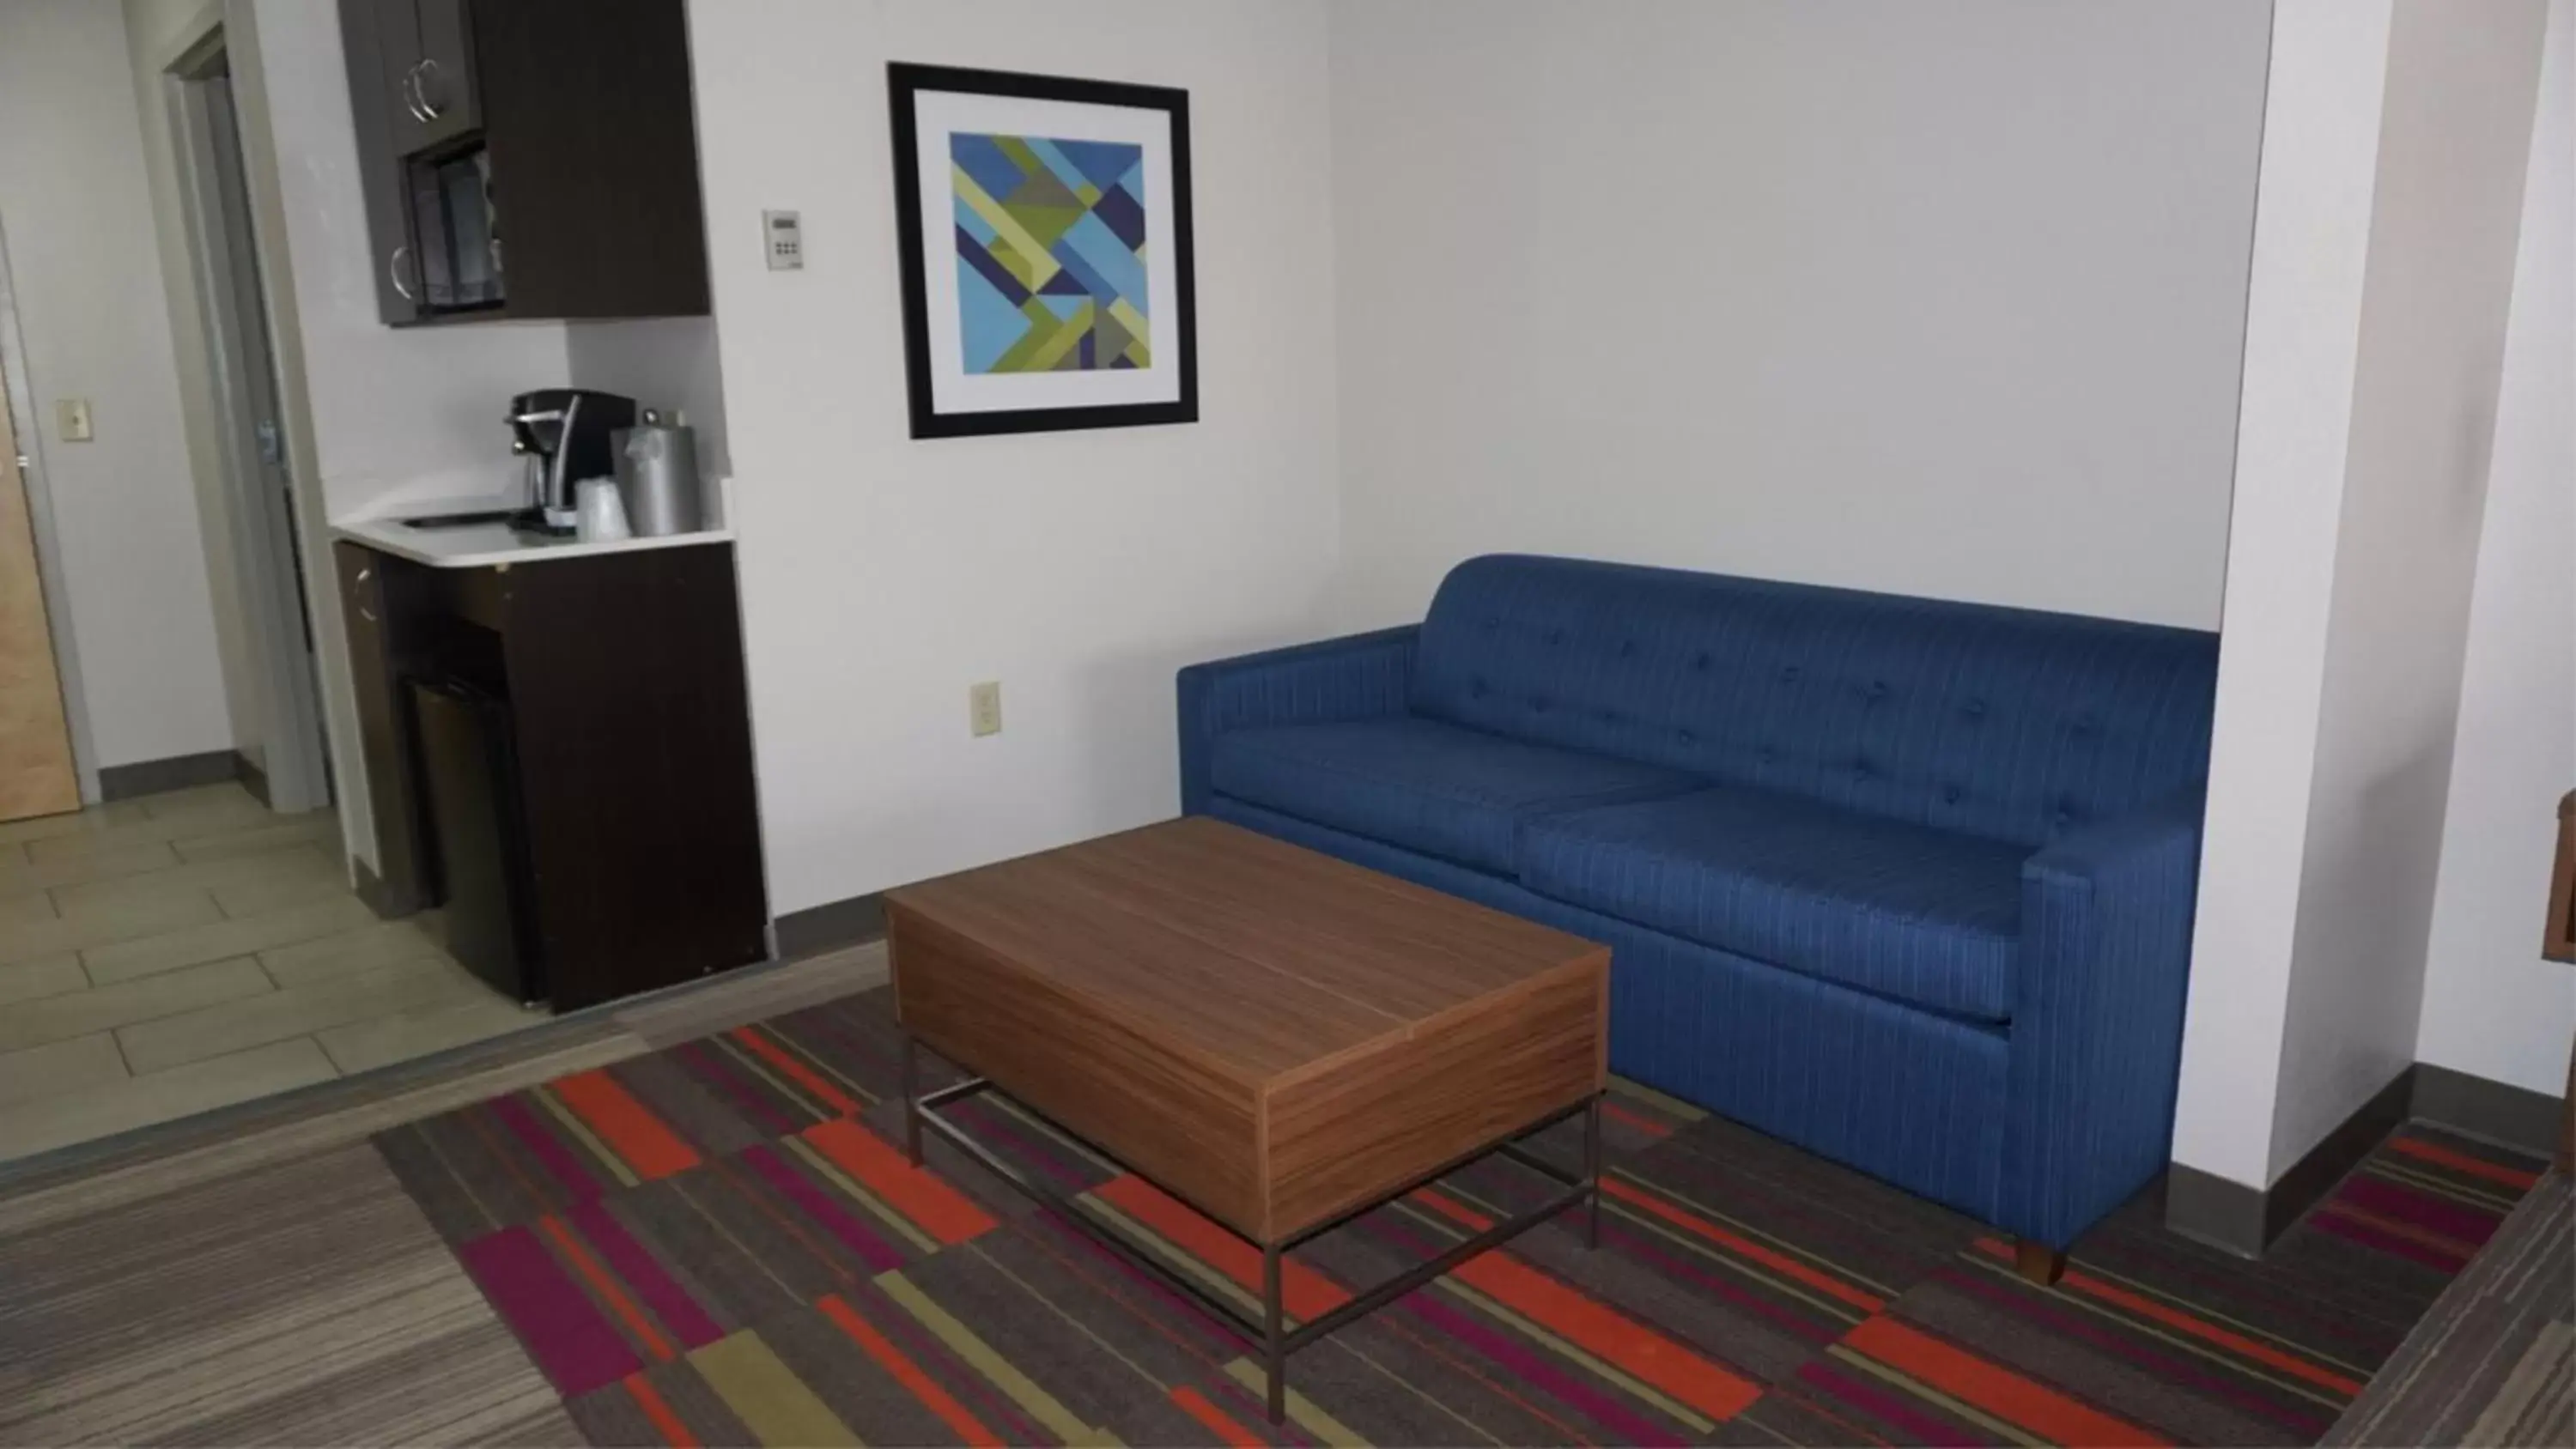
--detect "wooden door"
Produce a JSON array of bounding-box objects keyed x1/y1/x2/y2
[{"x1": 0, "y1": 392, "x2": 79, "y2": 822}]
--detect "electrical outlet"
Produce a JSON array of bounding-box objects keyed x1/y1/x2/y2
[
  {"x1": 55, "y1": 398, "x2": 92, "y2": 442},
  {"x1": 969, "y1": 681, "x2": 1002, "y2": 737}
]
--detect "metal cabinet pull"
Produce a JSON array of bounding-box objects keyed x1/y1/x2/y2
[
  {"x1": 389, "y1": 245, "x2": 415, "y2": 301},
  {"x1": 401, "y1": 61, "x2": 431, "y2": 123},
  {"x1": 414, "y1": 58, "x2": 446, "y2": 121},
  {"x1": 354, "y1": 567, "x2": 375, "y2": 623}
]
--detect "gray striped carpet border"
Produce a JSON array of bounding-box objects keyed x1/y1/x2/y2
[{"x1": 0, "y1": 1143, "x2": 573, "y2": 1446}]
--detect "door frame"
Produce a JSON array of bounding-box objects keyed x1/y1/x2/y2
[
  {"x1": 164, "y1": 29, "x2": 334, "y2": 815},
  {"x1": 0, "y1": 220, "x2": 102, "y2": 804}
]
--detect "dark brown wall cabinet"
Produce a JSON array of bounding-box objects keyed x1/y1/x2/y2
[{"x1": 338, "y1": 0, "x2": 711, "y2": 325}]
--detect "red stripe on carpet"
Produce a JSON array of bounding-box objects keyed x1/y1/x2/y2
[
  {"x1": 817, "y1": 1293, "x2": 1003, "y2": 1446},
  {"x1": 730, "y1": 1028, "x2": 866, "y2": 1117},
  {"x1": 1170, "y1": 1385, "x2": 1266, "y2": 1448},
  {"x1": 550, "y1": 1071, "x2": 701, "y2": 1181},
  {"x1": 802, "y1": 1117, "x2": 998, "y2": 1245},
  {"x1": 1841, "y1": 1314, "x2": 2166, "y2": 1446},
  {"x1": 1093, "y1": 1174, "x2": 1350, "y2": 1322},
  {"x1": 1409, "y1": 1189, "x2": 1759, "y2": 1423},
  {"x1": 2385, "y1": 1136, "x2": 2542, "y2": 1190},
  {"x1": 623, "y1": 1373, "x2": 698, "y2": 1448}
]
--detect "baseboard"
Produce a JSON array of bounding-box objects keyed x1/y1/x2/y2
[
  {"x1": 2164, "y1": 1059, "x2": 2565, "y2": 1257},
  {"x1": 233, "y1": 752, "x2": 270, "y2": 808},
  {"x1": 350, "y1": 858, "x2": 422, "y2": 920},
  {"x1": 95, "y1": 749, "x2": 242, "y2": 802},
  {"x1": 2166, "y1": 1065, "x2": 2415, "y2": 1258},
  {"x1": 2271, "y1": 1065, "x2": 2418, "y2": 1241},
  {"x1": 772, "y1": 892, "x2": 886, "y2": 961},
  {"x1": 2413, "y1": 1062, "x2": 2562, "y2": 1158},
  {"x1": 2161, "y1": 1163, "x2": 2269, "y2": 1258}
]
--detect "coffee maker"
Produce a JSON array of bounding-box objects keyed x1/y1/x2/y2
[{"x1": 507, "y1": 388, "x2": 636, "y2": 535}]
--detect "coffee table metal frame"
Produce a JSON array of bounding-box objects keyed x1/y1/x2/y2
[{"x1": 901, "y1": 1032, "x2": 1603, "y2": 1424}]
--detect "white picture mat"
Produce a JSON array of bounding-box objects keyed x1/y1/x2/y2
[{"x1": 911, "y1": 90, "x2": 1182, "y2": 415}]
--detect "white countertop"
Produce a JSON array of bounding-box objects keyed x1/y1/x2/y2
[{"x1": 331, "y1": 514, "x2": 733, "y2": 569}]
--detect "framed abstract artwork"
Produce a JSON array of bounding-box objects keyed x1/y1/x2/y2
[{"x1": 887, "y1": 64, "x2": 1198, "y2": 439}]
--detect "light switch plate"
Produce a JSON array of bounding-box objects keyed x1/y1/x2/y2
[
  {"x1": 56, "y1": 398, "x2": 92, "y2": 442},
  {"x1": 969, "y1": 681, "x2": 1002, "y2": 737},
  {"x1": 762, "y1": 209, "x2": 803, "y2": 270}
]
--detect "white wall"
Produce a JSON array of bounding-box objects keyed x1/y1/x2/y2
[
  {"x1": 686, "y1": 0, "x2": 1342, "y2": 914},
  {"x1": 2171, "y1": 0, "x2": 2391, "y2": 1190},
  {"x1": 2416, "y1": 0, "x2": 2576, "y2": 1100},
  {"x1": 0, "y1": 0, "x2": 234, "y2": 771},
  {"x1": 2173, "y1": 0, "x2": 2550, "y2": 1188},
  {"x1": 2267, "y1": 0, "x2": 2549, "y2": 1169},
  {"x1": 566, "y1": 318, "x2": 732, "y2": 484},
  {"x1": 1326, "y1": 0, "x2": 2271, "y2": 633}
]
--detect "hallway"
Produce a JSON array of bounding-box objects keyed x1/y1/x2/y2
[{"x1": 0, "y1": 782, "x2": 533, "y2": 1163}]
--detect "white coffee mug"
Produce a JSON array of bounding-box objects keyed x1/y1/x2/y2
[{"x1": 574, "y1": 476, "x2": 631, "y2": 542}]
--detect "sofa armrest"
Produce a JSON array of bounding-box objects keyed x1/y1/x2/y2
[
  {"x1": 1176, "y1": 627, "x2": 1419, "y2": 815},
  {"x1": 1999, "y1": 787, "x2": 2208, "y2": 1246}
]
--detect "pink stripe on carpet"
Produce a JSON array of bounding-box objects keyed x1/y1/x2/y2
[
  {"x1": 459, "y1": 1223, "x2": 641, "y2": 1396},
  {"x1": 2336, "y1": 1176, "x2": 2500, "y2": 1247},
  {"x1": 2313, "y1": 1209, "x2": 2465, "y2": 1272},
  {"x1": 568, "y1": 1198, "x2": 726, "y2": 1349},
  {"x1": 490, "y1": 1095, "x2": 602, "y2": 1204}
]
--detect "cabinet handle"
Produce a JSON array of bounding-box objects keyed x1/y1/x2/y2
[
  {"x1": 414, "y1": 58, "x2": 447, "y2": 121},
  {"x1": 401, "y1": 61, "x2": 432, "y2": 123},
  {"x1": 389, "y1": 245, "x2": 415, "y2": 301},
  {"x1": 355, "y1": 567, "x2": 375, "y2": 622}
]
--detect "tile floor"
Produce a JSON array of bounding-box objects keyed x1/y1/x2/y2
[{"x1": 0, "y1": 781, "x2": 539, "y2": 1164}]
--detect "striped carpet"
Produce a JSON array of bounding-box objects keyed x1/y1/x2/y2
[
  {"x1": 365, "y1": 986, "x2": 2548, "y2": 1447},
  {"x1": 2326, "y1": 1167, "x2": 2571, "y2": 1446}
]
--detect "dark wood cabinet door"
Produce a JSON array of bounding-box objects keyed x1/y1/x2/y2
[
  {"x1": 496, "y1": 546, "x2": 766, "y2": 1010},
  {"x1": 468, "y1": 0, "x2": 710, "y2": 319},
  {"x1": 337, "y1": 0, "x2": 422, "y2": 324},
  {"x1": 333, "y1": 543, "x2": 431, "y2": 911},
  {"x1": 375, "y1": 0, "x2": 480, "y2": 156},
  {"x1": 404, "y1": 0, "x2": 482, "y2": 151}
]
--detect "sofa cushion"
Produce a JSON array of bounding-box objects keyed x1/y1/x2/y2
[
  {"x1": 1411, "y1": 555, "x2": 2219, "y2": 849},
  {"x1": 1206, "y1": 718, "x2": 1699, "y2": 875},
  {"x1": 1521, "y1": 785, "x2": 2026, "y2": 1021}
]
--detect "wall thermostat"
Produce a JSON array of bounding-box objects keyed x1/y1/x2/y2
[{"x1": 762, "y1": 209, "x2": 803, "y2": 270}]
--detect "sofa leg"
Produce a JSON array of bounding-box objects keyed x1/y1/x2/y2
[{"x1": 2014, "y1": 1238, "x2": 2067, "y2": 1286}]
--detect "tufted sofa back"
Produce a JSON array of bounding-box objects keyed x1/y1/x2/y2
[{"x1": 1412, "y1": 555, "x2": 2219, "y2": 849}]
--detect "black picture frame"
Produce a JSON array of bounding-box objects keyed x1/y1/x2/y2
[{"x1": 887, "y1": 63, "x2": 1199, "y2": 440}]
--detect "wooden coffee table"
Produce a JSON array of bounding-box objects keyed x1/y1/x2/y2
[{"x1": 885, "y1": 816, "x2": 1608, "y2": 1421}]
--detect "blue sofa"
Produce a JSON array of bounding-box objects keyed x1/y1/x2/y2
[{"x1": 1177, "y1": 555, "x2": 2218, "y2": 1256}]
